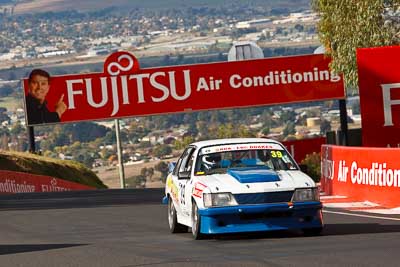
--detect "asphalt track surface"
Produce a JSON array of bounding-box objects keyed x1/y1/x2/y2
[{"x1": 1, "y1": 189, "x2": 400, "y2": 267}]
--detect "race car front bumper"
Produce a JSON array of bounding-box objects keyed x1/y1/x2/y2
[{"x1": 198, "y1": 202, "x2": 323, "y2": 234}]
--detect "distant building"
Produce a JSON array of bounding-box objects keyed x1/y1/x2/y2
[
  {"x1": 87, "y1": 45, "x2": 118, "y2": 56},
  {"x1": 236, "y1": 18, "x2": 272, "y2": 29},
  {"x1": 273, "y1": 11, "x2": 318, "y2": 25}
]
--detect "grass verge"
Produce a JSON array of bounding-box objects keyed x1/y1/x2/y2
[{"x1": 0, "y1": 150, "x2": 107, "y2": 189}]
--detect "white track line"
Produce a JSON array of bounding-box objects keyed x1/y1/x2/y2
[
  {"x1": 323, "y1": 201, "x2": 379, "y2": 208},
  {"x1": 352, "y1": 208, "x2": 400, "y2": 215},
  {"x1": 320, "y1": 195, "x2": 348, "y2": 200},
  {"x1": 324, "y1": 210, "x2": 400, "y2": 221}
]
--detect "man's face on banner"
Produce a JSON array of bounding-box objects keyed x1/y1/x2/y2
[{"x1": 29, "y1": 74, "x2": 49, "y2": 103}]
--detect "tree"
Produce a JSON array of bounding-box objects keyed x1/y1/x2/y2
[
  {"x1": 312, "y1": 0, "x2": 399, "y2": 89},
  {"x1": 129, "y1": 175, "x2": 146, "y2": 188},
  {"x1": 155, "y1": 161, "x2": 169, "y2": 183},
  {"x1": 174, "y1": 136, "x2": 194, "y2": 150},
  {"x1": 10, "y1": 122, "x2": 24, "y2": 136},
  {"x1": 261, "y1": 127, "x2": 270, "y2": 136},
  {"x1": 147, "y1": 168, "x2": 154, "y2": 181},
  {"x1": 237, "y1": 125, "x2": 254, "y2": 138},
  {"x1": 217, "y1": 124, "x2": 234, "y2": 138},
  {"x1": 187, "y1": 121, "x2": 198, "y2": 137},
  {"x1": 320, "y1": 119, "x2": 332, "y2": 135},
  {"x1": 301, "y1": 152, "x2": 321, "y2": 182},
  {"x1": 0, "y1": 134, "x2": 9, "y2": 150},
  {"x1": 153, "y1": 144, "x2": 172, "y2": 158},
  {"x1": 283, "y1": 121, "x2": 296, "y2": 137},
  {"x1": 140, "y1": 167, "x2": 154, "y2": 181},
  {"x1": 280, "y1": 110, "x2": 296, "y2": 123}
]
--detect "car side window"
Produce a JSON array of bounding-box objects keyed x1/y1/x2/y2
[
  {"x1": 179, "y1": 147, "x2": 195, "y2": 174},
  {"x1": 173, "y1": 157, "x2": 183, "y2": 176},
  {"x1": 173, "y1": 147, "x2": 195, "y2": 176},
  {"x1": 185, "y1": 152, "x2": 195, "y2": 173}
]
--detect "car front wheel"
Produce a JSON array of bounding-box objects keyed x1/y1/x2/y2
[
  {"x1": 168, "y1": 197, "x2": 188, "y2": 233},
  {"x1": 191, "y1": 202, "x2": 205, "y2": 240}
]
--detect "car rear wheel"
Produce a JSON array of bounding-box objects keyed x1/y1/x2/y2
[
  {"x1": 168, "y1": 197, "x2": 188, "y2": 233},
  {"x1": 191, "y1": 202, "x2": 205, "y2": 240}
]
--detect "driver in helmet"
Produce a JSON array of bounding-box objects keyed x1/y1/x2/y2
[
  {"x1": 202, "y1": 153, "x2": 221, "y2": 170},
  {"x1": 257, "y1": 150, "x2": 273, "y2": 169}
]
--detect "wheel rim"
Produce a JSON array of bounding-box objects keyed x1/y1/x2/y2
[
  {"x1": 192, "y1": 204, "x2": 198, "y2": 234},
  {"x1": 168, "y1": 199, "x2": 174, "y2": 229}
]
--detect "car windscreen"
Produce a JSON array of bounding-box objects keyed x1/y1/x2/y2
[{"x1": 194, "y1": 143, "x2": 298, "y2": 175}]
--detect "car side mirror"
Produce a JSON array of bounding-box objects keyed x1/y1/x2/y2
[
  {"x1": 178, "y1": 171, "x2": 190, "y2": 179},
  {"x1": 299, "y1": 164, "x2": 308, "y2": 174}
]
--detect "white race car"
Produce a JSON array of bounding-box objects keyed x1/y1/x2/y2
[{"x1": 163, "y1": 138, "x2": 323, "y2": 239}]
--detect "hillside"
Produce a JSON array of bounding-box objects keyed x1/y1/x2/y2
[
  {"x1": 0, "y1": 150, "x2": 107, "y2": 189},
  {"x1": 11, "y1": 0, "x2": 310, "y2": 14}
]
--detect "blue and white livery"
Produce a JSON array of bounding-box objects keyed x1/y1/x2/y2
[{"x1": 163, "y1": 138, "x2": 323, "y2": 239}]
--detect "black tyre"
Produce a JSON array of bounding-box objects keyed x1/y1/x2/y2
[
  {"x1": 191, "y1": 202, "x2": 205, "y2": 240},
  {"x1": 303, "y1": 227, "x2": 323, "y2": 236},
  {"x1": 168, "y1": 197, "x2": 188, "y2": 233}
]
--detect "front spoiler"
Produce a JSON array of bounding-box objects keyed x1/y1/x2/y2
[{"x1": 198, "y1": 201, "x2": 323, "y2": 234}]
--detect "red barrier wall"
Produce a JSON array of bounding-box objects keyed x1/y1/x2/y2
[
  {"x1": 0, "y1": 170, "x2": 95, "y2": 194},
  {"x1": 282, "y1": 137, "x2": 326, "y2": 163},
  {"x1": 321, "y1": 145, "x2": 400, "y2": 207}
]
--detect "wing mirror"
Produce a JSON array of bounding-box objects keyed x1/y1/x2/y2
[{"x1": 178, "y1": 171, "x2": 191, "y2": 179}]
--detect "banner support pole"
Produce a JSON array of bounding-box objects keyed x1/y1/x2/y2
[
  {"x1": 28, "y1": 126, "x2": 35, "y2": 153},
  {"x1": 339, "y1": 99, "x2": 348, "y2": 146},
  {"x1": 115, "y1": 119, "x2": 126, "y2": 189}
]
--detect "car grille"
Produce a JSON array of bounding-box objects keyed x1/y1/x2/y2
[{"x1": 233, "y1": 191, "x2": 294, "y2": 205}]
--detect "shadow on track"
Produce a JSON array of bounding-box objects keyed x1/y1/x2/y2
[
  {"x1": 211, "y1": 230, "x2": 300, "y2": 241},
  {"x1": 0, "y1": 244, "x2": 87, "y2": 255},
  {"x1": 213, "y1": 222, "x2": 400, "y2": 240},
  {"x1": 0, "y1": 188, "x2": 164, "y2": 211},
  {"x1": 175, "y1": 221, "x2": 400, "y2": 241},
  {"x1": 323, "y1": 223, "x2": 400, "y2": 236}
]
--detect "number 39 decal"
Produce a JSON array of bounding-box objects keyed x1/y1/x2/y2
[{"x1": 271, "y1": 151, "x2": 283, "y2": 158}]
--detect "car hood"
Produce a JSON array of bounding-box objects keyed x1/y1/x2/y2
[
  {"x1": 227, "y1": 167, "x2": 280, "y2": 183},
  {"x1": 197, "y1": 169, "x2": 315, "y2": 194}
]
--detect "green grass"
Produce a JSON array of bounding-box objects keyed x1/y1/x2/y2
[{"x1": 0, "y1": 150, "x2": 107, "y2": 189}]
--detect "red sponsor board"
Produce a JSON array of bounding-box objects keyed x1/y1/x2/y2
[
  {"x1": 357, "y1": 45, "x2": 400, "y2": 147},
  {"x1": 320, "y1": 145, "x2": 400, "y2": 207},
  {"x1": 23, "y1": 51, "x2": 345, "y2": 126},
  {"x1": 0, "y1": 170, "x2": 95, "y2": 194},
  {"x1": 282, "y1": 137, "x2": 326, "y2": 163}
]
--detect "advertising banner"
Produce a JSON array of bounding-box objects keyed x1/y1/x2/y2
[
  {"x1": 320, "y1": 145, "x2": 400, "y2": 207},
  {"x1": 0, "y1": 170, "x2": 95, "y2": 194},
  {"x1": 357, "y1": 45, "x2": 400, "y2": 147},
  {"x1": 23, "y1": 51, "x2": 345, "y2": 126}
]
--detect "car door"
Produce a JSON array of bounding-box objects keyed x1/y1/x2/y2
[{"x1": 171, "y1": 146, "x2": 195, "y2": 217}]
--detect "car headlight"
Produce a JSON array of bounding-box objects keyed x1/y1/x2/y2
[
  {"x1": 291, "y1": 188, "x2": 320, "y2": 202},
  {"x1": 203, "y1": 193, "x2": 238, "y2": 207}
]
